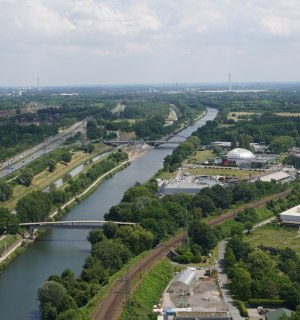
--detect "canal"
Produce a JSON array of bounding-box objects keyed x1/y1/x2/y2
[{"x1": 0, "y1": 108, "x2": 217, "y2": 320}]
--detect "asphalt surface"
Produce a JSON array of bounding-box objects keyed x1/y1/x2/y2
[
  {"x1": 0, "y1": 120, "x2": 86, "y2": 179},
  {"x1": 217, "y1": 240, "x2": 245, "y2": 320}
]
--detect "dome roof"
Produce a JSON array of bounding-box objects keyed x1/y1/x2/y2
[{"x1": 226, "y1": 148, "x2": 255, "y2": 159}]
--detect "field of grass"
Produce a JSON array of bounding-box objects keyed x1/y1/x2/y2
[
  {"x1": 188, "y1": 150, "x2": 215, "y2": 163},
  {"x1": 245, "y1": 224, "x2": 300, "y2": 254},
  {"x1": 276, "y1": 112, "x2": 300, "y2": 117},
  {"x1": 229, "y1": 111, "x2": 300, "y2": 121},
  {"x1": 186, "y1": 167, "x2": 261, "y2": 179}
]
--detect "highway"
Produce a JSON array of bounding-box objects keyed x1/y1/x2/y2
[{"x1": 0, "y1": 120, "x2": 86, "y2": 179}]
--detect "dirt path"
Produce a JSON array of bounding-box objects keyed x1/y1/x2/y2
[{"x1": 92, "y1": 188, "x2": 291, "y2": 320}]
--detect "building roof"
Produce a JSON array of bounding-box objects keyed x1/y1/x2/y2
[
  {"x1": 173, "y1": 269, "x2": 196, "y2": 287},
  {"x1": 280, "y1": 204, "x2": 300, "y2": 218},
  {"x1": 260, "y1": 171, "x2": 290, "y2": 182},
  {"x1": 266, "y1": 308, "x2": 294, "y2": 320},
  {"x1": 226, "y1": 148, "x2": 255, "y2": 160}
]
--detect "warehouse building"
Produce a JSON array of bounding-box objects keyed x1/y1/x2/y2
[
  {"x1": 259, "y1": 171, "x2": 291, "y2": 183},
  {"x1": 158, "y1": 175, "x2": 220, "y2": 195},
  {"x1": 168, "y1": 269, "x2": 196, "y2": 294},
  {"x1": 279, "y1": 205, "x2": 300, "y2": 225}
]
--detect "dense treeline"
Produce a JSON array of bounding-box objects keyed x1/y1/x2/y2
[
  {"x1": 225, "y1": 234, "x2": 300, "y2": 311},
  {"x1": 196, "y1": 112, "x2": 300, "y2": 149},
  {"x1": 163, "y1": 136, "x2": 200, "y2": 172},
  {"x1": 0, "y1": 123, "x2": 58, "y2": 161},
  {"x1": 222, "y1": 180, "x2": 300, "y2": 315},
  {"x1": 15, "y1": 151, "x2": 128, "y2": 224},
  {"x1": 38, "y1": 177, "x2": 291, "y2": 319}
]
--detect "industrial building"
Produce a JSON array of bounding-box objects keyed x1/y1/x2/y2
[
  {"x1": 158, "y1": 175, "x2": 220, "y2": 195},
  {"x1": 221, "y1": 148, "x2": 277, "y2": 168},
  {"x1": 212, "y1": 141, "x2": 267, "y2": 153},
  {"x1": 259, "y1": 171, "x2": 291, "y2": 183},
  {"x1": 168, "y1": 269, "x2": 196, "y2": 294},
  {"x1": 279, "y1": 205, "x2": 300, "y2": 225}
]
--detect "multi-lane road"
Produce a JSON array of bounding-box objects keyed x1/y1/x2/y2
[{"x1": 0, "y1": 120, "x2": 86, "y2": 179}]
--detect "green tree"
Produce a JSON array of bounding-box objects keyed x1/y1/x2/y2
[
  {"x1": 189, "y1": 222, "x2": 217, "y2": 252},
  {"x1": 231, "y1": 134, "x2": 238, "y2": 149},
  {"x1": 38, "y1": 281, "x2": 67, "y2": 307},
  {"x1": 0, "y1": 182, "x2": 13, "y2": 202},
  {"x1": 40, "y1": 302, "x2": 57, "y2": 320},
  {"x1": 116, "y1": 225, "x2": 155, "y2": 255},
  {"x1": 87, "y1": 229, "x2": 106, "y2": 245},
  {"x1": 103, "y1": 221, "x2": 119, "y2": 239},
  {"x1": 269, "y1": 136, "x2": 294, "y2": 153},
  {"x1": 92, "y1": 239, "x2": 131, "y2": 271},
  {"x1": 47, "y1": 159, "x2": 56, "y2": 173},
  {"x1": 230, "y1": 224, "x2": 244, "y2": 237},
  {"x1": 61, "y1": 152, "x2": 72, "y2": 163},
  {"x1": 224, "y1": 247, "x2": 237, "y2": 272},
  {"x1": 57, "y1": 309, "x2": 77, "y2": 320},
  {"x1": 0, "y1": 207, "x2": 19, "y2": 235},
  {"x1": 18, "y1": 169, "x2": 34, "y2": 187},
  {"x1": 230, "y1": 266, "x2": 252, "y2": 300},
  {"x1": 16, "y1": 190, "x2": 52, "y2": 222}
]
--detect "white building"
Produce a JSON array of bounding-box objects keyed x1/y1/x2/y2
[
  {"x1": 260, "y1": 171, "x2": 291, "y2": 183},
  {"x1": 168, "y1": 269, "x2": 196, "y2": 294},
  {"x1": 280, "y1": 205, "x2": 300, "y2": 225},
  {"x1": 225, "y1": 148, "x2": 256, "y2": 167}
]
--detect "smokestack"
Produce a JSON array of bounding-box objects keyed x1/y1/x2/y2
[{"x1": 229, "y1": 73, "x2": 232, "y2": 91}]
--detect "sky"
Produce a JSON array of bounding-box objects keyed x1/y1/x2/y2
[{"x1": 1, "y1": 0, "x2": 300, "y2": 86}]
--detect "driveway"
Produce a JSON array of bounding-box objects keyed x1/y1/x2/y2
[{"x1": 217, "y1": 240, "x2": 245, "y2": 320}]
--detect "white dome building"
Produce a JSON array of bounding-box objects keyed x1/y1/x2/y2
[{"x1": 223, "y1": 148, "x2": 255, "y2": 167}]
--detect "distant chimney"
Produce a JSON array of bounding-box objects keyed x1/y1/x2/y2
[{"x1": 229, "y1": 73, "x2": 232, "y2": 91}]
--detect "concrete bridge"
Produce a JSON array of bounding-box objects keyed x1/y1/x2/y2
[
  {"x1": 102, "y1": 139, "x2": 183, "y2": 146},
  {"x1": 20, "y1": 220, "x2": 137, "y2": 239}
]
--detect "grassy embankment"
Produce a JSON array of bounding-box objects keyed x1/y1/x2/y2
[{"x1": 120, "y1": 259, "x2": 174, "y2": 320}]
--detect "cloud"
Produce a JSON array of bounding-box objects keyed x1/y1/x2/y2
[{"x1": 1, "y1": 0, "x2": 300, "y2": 85}]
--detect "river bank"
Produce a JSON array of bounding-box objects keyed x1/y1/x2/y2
[
  {"x1": 0, "y1": 108, "x2": 218, "y2": 320},
  {"x1": 0, "y1": 144, "x2": 152, "y2": 268}
]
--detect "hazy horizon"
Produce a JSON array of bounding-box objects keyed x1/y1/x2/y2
[{"x1": 1, "y1": 1, "x2": 300, "y2": 86}]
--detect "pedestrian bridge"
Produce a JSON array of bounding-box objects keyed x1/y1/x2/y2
[
  {"x1": 20, "y1": 220, "x2": 137, "y2": 239},
  {"x1": 102, "y1": 139, "x2": 183, "y2": 146}
]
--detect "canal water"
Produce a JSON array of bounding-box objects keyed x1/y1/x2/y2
[{"x1": 0, "y1": 108, "x2": 217, "y2": 320}]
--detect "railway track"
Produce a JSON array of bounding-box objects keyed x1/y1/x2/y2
[{"x1": 91, "y1": 188, "x2": 292, "y2": 320}]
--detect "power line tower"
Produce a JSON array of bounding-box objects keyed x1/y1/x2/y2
[{"x1": 115, "y1": 270, "x2": 133, "y2": 320}]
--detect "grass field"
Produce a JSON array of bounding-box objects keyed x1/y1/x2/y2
[
  {"x1": 229, "y1": 111, "x2": 300, "y2": 121},
  {"x1": 186, "y1": 167, "x2": 262, "y2": 179},
  {"x1": 245, "y1": 224, "x2": 300, "y2": 254},
  {"x1": 188, "y1": 150, "x2": 215, "y2": 163},
  {"x1": 3, "y1": 144, "x2": 111, "y2": 210}
]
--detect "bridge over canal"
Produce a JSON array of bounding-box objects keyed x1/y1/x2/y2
[
  {"x1": 102, "y1": 139, "x2": 183, "y2": 146},
  {"x1": 20, "y1": 220, "x2": 137, "y2": 239}
]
